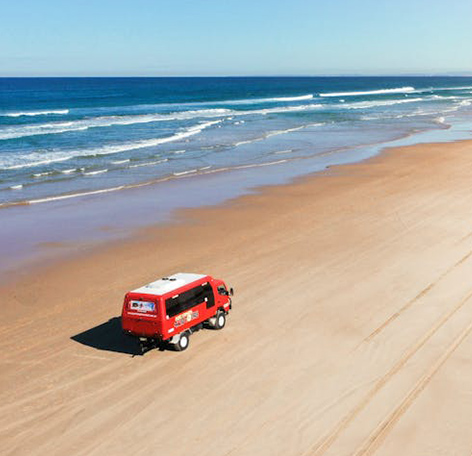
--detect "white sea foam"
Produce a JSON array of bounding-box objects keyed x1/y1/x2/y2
[
  {"x1": 10, "y1": 184, "x2": 23, "y2": 189},
  {"x1": 129, "y1": 159, "x2": 168, "y2": 169},
  {"x1": 0, "y1": 121, "x2": 220, "y2": 171},
  {"x1": 265, "y1": 125, "x2": 306, "y2": 138},
  {"x1": 107, "y1": 122, "x2": 206, "y2": 154},
  {"x1": 61, "y1": 168, "x2": 76, "y2": 174},
  {"x1": 28, "y1": 186, "x2": 126, "y2": 205},
  {"x1": 83, "y1": 169, "x2": 108, "y2": 176},
  {"x1": 362, "y1": 101, "x2": 464, "y2": 120},
  {"x1": 173, "y1": 169, "x2": 197, "y2": 176},
  {"x1": 320, "y1": 87, "x2": 415, "y2": 97},
  {"x1": 414, "y1": 86, "x2": 472, "y2": 94},
  {"x1": 0, "y1": 124, "x2": 89, "y2": 140},
  {"x1": 341, "y1": 98, "x2": 423, "y2": 109},
  {"x1": 213, "y1": 94, "x2": 314, "y2": 104},
  {"x1": 253, "y1": 104, "x2": 323, "y2": 115},
  {"x1": 33, "y1": 171, "x2": 53, "y2": 178},
  {"x1": 273, "y1": 94, "x2": 314, "y2": 102},
  {"x1": 0, "y1": 104, "x2": 323, "y2": 141},
  {"x1": 2, "y1": 109, "x2": 69, "y2": 118},
  {"x1": 3, "y1": 156, "x2": 73, "y2": 170},
  {"x1": 234, "y1": 138, "x2": 262, "y2": 147},
  {"x1": 111, "y1": 159, "x2": 130, "y2": 164},
  {"x1": 232, "y1": 160, "x2": 288, "y2": 170},
  {"x1": 77, "y1": 120, "x2": 221, "y2": 157},
  {"x1": 94, "y1": 94, "x2": 318, "y2": 114},
  {"x1": 0, "y1": 110, "x2": 228, "y2": 140},
  {"x1": 5, "y1": 157, "x2": 291, "y2": 208},
  {"x1": 172, "y1": 94, "x2": 315, "y2": 106}
]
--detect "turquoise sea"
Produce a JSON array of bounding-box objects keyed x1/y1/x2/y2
[{"x1": 1, "y1": 77, "x2": 472, "y2": 206}]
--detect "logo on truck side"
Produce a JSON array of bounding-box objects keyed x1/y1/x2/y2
[{"x1": 174, "y1": 310, "x2": 199, "y2": 327}]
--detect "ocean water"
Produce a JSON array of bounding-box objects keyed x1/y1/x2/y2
[{"x1": 1, "y1": 76, "x2": 472, "y2": 207}]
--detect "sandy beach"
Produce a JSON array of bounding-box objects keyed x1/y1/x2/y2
[{"x1": 2, "y1": 139, "x2": 472, "y2": 456}]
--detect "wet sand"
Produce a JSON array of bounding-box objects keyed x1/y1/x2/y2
[{"x1": 2, "y1": 140, "x2": 472, "y2": 455}]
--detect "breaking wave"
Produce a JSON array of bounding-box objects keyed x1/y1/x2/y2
[
  {"x1": 2, "y1": 109, "x2": 69, "y2": 118},
  {"x1": 129, "y1": 159, "x2": 168, "y2": 169},
  {"x1": 83, "y1": 169, "x2": 108, "y2": 176},
  {"x1": 413, "y1": 86, "x2": 472, "y2": 94},
  {"x1": 0, "y1": 104, "x2": 323, "y2": 140},
  {"x1": 340, "y1": 98, "x2": 424, "y2": 109},
  {"x1": 110, "y1": 94, "x2": 315, "y2": 111},
  {"x1": 221, "y1": 94, "x2": 314, "y2": 104},
  {"x1": 0, "y1": 120, "x2": 221, "y2": 170},
  {"x1": 320, "y1": 87, "x2": 415, "y2": 97},
  {"x1": 0, "y1": 110, "x2": 228, "y2": 140}
]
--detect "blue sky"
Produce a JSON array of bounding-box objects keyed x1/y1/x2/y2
[{"x1": 1, "y1": 0, "x2": 471, "y2": 76}]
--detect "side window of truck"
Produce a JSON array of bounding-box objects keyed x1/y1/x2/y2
[
  {"x1": 166, "y1": 284, "x2": 215, "y2": 317},
  {"x1": 166, "y1": 292, "x2": 191, "y2": 318}
]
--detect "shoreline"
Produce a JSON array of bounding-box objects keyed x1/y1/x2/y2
[
  {"x1": 1, "y1": 114, "x2": 471, "y2": 283},
  {"x1": 2, "y1": 138, "x2": 472, "y2": 454},
  {"x1": 0, "y1": 115, "x2": 462, "y2": 211}
]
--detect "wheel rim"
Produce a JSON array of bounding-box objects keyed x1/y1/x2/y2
[
  {"x1": 180, "y1": 335, "x2": 188, "y2": 348},
  {"x1": 218, "y1": 315, "x2": 225, "y2": 327}
]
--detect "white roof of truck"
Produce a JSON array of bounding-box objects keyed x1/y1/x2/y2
[{"x1": 131, "y1": 272, "x2": 207, "y2": 296}]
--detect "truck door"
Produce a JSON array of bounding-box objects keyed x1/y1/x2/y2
[
  {"x1": 216, "y1": 284, "x2": 229, "y2": 306},
  {"x1": 203, "y1": 283, "x2": 215, "y2": 309}
]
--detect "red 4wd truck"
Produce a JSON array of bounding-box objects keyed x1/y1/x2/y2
[{"x1": 122, "y1": 272, "x2": 233, "y2": 352}]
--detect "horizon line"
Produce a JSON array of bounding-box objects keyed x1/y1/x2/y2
[{"x1": 1, "y1": 73, "x2": 472, "y2": 79}]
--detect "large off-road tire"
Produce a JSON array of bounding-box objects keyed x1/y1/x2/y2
[{"x1": 174, "y1": 332, "x2": 190, "y2": 351}]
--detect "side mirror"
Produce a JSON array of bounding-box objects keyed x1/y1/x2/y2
[{"x1": 229, "y1": 287, "x2": 234, "y2": 296}]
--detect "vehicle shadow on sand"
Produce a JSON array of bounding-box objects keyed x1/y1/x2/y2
[{"x1": 71, "y1": 317, "x2": 143, "y2": 356}]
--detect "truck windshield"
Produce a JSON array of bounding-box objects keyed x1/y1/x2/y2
[{"x1": 217, "y1": 285, "x2": 227, "y2": 295}]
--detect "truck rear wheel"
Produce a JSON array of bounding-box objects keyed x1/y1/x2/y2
[
  {"x1": 215, "y1": 312, "x2": 226, "y2": 330},
  {"x1": 174, "y1": 332, "x2": 190, "y2": 351}
]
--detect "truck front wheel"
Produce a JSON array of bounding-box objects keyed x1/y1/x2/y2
[{"x1": 215, "y1": 312, "x2": 226, "y2": 330}]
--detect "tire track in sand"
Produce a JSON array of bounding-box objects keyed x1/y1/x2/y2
[
  {"x1": 304, "y1": 287, "x2": 472, "y2": 456},
  {"x1": 364, "y1": 248, "x2": 472, "y2": 343},
  {"x1": 353, "y1": 317, "x2": 472, "y2": 456}
]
